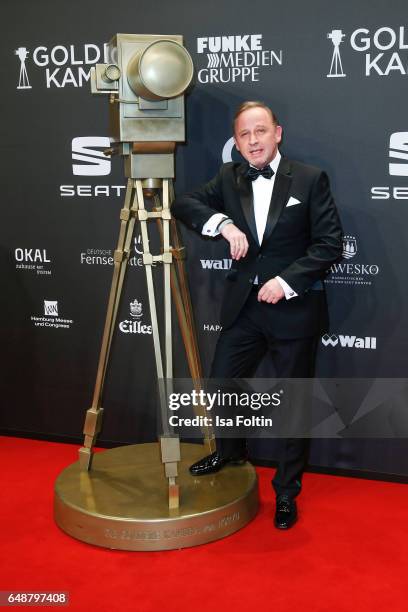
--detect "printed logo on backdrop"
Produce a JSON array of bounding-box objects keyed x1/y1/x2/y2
[
  {"x1": 321, "y1": 334, "x2": 376, "y2": 350},
  {"x1": 44, "y1": 300, "x2": 58, "y2": 316},
  {"x1": 119, "y1": 299, "x2": 152, "y2": 335},
  {"x1": 326, "y1": 26, "x2": 408, "y2": 77},
  {"x1": 15, "y1": 48, "x2": 32, "y2": 89},
  {"x1": 130, "y1": 299, "x2": 142, "y2": 318},
  {"x1": 203, "y1": 323, "x2": 222, "y2": 332},
  {"x1": 325, "y1": 234, "x2": 380, "y2": 287},
  {"x1": 14, "y1": 43, "x2": 108, "y2": 89},
  {"x1": 200, "y1": 258, "x2": 232, "y2": 271},
  {"x1": 389, "y1": 133, "x2": 408, "y2": 177},
  {"x1": 371, "y1": 132, "x2": 408, "y2": 201},
  {"x1": 72, "y1": 137, "x2": 111, "y2": 176},
  {"x1": 31, "y1": 300, "x2": 74, "y2": 330},
  {"x1": 14, "y1": 247, "x2": 52, "y2": 275},
  {"x1": 80, "y1": 237, "x2": 146, "y2": 268},
  {"x1": 327, "y1": 30, "x2": 347, "y2": 77},
  {"x1": 196, "y1": 34, "x2": 283, "y2": 84},
  {"x1": 342, "y1": 236, "x2": 357, "y2": 259},
  {"x1": 222, "y1": 138, "x2": 245, "y2": 164},
  {"x1": 60, "y1": 137, "x2": 125, "y2": 198}
]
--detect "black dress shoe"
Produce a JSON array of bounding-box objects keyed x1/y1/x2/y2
[
  {"x1": 274, "y1": 495, "x2": 298, "y2": 529},
  {"x1": 189, "y1": 451, "x2": 247, "y2": 476}
]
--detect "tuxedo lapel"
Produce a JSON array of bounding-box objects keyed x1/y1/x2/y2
[
  {"x1": 236, "y1": 164, "x2": 259, "y2": 245},
  {"x1": 262, "y1": 157, "x2": 292, "y2": 244}
]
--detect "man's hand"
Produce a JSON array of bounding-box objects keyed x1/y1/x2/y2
[
  {"x1": 221, "y1": 223, "x2": 249, "y2": 260},
  {"x1": 258, "y1": 278, "x2": 285, "y2": 304}
]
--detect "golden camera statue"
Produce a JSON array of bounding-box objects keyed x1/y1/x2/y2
[{"x1": 54, "y1": 34, "x2": 258, "y2": 552}]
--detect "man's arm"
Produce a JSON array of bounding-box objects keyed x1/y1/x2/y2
[
  {"x1": 171, "y1": 166, "x2": 249, "y2": 260},
  {"x1": 171, "y1": 168, "x2": 226, "y2": 232}
]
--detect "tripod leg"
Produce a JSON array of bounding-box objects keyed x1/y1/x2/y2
[
  {"x1": 79, "y1": 179, "x2": 137, "y2": 470},
  {"x1": 152, "y1": 185, "x2": 215, "y2": 453},
  {"x1": 162, "y1": 180, "x2": 173, "y2": 382},
  {"x1": 169, "y1": 183, "x2": 215, "y2": 453},
  {"x1": 135, "y1": 180, "x2": 164, "y2": 379},
  {"x1": 139, "y1": 180, "x2": 181, "y2": 508},
  {"x1": 161, "y1": 179, "x2": 181, "y2": 508},
  {"x1": 160, "y1": 436, "x2": 180, "y2": 510},
  {"x1": 336, "y1": 49, "x2": 345, "y2": 76},
  {"x1": 104, "y1": 182, "x2": 139, "y2": 378}
]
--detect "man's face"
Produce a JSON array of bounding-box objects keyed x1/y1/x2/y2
[{"x1": 234, "y1": 107, "x2": 282, "y2": 169}]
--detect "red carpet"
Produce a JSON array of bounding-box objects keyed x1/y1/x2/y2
[{"x1": 1, "y1": 435, "x2": 407, "y2": 611}]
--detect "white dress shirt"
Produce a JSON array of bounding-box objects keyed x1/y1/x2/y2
[{"x1": 201, "y1": 151, "x2": 297, "y2": 300}]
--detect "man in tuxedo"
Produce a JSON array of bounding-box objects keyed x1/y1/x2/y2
[{"x1": 171, "y1": 101, "x2": 343, "y2": 528}]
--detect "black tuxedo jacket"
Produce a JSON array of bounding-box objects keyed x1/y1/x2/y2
[{"x1": 172, "y1": 157, "x2": 343, "y2": 338}]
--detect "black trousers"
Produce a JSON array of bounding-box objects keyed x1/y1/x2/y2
[{"x1": 211, "y1": 290, "x2": 318, "y2": 500}]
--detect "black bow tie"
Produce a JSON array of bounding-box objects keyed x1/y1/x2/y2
[{"x1": 247, "y1": 165, "x2": 274, "y2": 181}]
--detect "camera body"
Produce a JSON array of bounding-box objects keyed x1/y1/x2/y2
[
  {"x1": 91, "y1": 33, "x2": 193, "y2": 144},
  {"x1": 91, "y1": 33, "x2": 194, "y2": 178},
  {"x1": 327, "y1": 30, "x2": 345, "y2": 45}
]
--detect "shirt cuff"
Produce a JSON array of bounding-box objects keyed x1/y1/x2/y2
[
  {"x1": 202, "y1": 213, "x2": 229, "y2": 237},
  {"x1": 276, "y1": 276, "x2": 298, "y2": 300}
]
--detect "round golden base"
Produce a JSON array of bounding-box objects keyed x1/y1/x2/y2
[{"x1": 54, "y1": 443, "x2": 259, "y2": 551}]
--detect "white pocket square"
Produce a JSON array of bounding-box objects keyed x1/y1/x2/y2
[{"x1": 286, "y1": 196, "x2": 301, "y2": 207}]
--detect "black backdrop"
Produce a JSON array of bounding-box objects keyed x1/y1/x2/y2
[{"x1": 2, "y1": 0, "x2": 408, "y2": 478}]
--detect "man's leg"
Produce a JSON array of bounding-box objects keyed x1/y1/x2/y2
[
  {"x1": 210, "y1": 320, "x2": 267, "y2": 458},
  {"x1": 190, "y1": 301, "x2": 267, "y2": 473},
  {"x1": 268, "y1": 336, "x2": 318, "y2": 525}
]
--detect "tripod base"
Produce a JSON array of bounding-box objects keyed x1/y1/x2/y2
[{"x1": 54, "y1": 443, "x2": 258, "y2": 551}]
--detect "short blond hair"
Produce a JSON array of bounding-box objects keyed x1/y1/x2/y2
[{"x1": 233, "y1": 101, "x2": 278, "y2": 133}]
